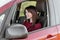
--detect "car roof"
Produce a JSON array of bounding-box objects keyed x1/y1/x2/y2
[{"x1": 0, "y1": 0, "x2": 24, "y2": 15}]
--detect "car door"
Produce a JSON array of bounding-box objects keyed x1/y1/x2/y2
[
  {"x1": 19, "y1": 25, "x2": 58, "y2": 40},
  {"x1": 17, "y1": 0, "x2": 60, "y2": 40},
  {"x1": 6, "y1": 0, "x2": 60, "y2": 40}
]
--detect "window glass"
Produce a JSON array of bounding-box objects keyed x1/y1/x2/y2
[
  {"x1": 0, "y1": 14, "x2": 5, "y2": 32},
  {"x1": 0, "y1": 14, "x2": 5, "y2": 24}
]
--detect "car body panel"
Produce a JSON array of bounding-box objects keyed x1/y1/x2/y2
[
  {"x1": 0, "y1": 0, "x2": 14, "y2": 14},
  {"x1": 12, "y1": 25, "x2": 60, "y2": 40},
  {"x1": 0, "y1": 0, "x2": 23, "y2": 14},
  {"x1": 19, "y1": 25, "x2": 58, "y2": 40}
]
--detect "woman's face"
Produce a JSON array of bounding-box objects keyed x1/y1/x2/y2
[{"x1": 25, "y1": 10, "x2": 32, "y2": 19}]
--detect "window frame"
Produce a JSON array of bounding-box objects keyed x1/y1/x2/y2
[
  {"x1": 9, "y1": 0, "x2": 50, "y2": 33},
  {"x1": 13, "y1": 0, "x2": 50, "y2": 32}
]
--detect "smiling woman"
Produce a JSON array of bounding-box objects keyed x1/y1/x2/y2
[{"x1": 20, "y1": 1, "x2": 36, "y2": 16}]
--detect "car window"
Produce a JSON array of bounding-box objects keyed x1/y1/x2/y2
[
  {"x1": 0, "y1": 14, "x2": 5, "y2": 25},
  {"x1": 11, "y1": 0, "x2": 48, "y2": 32}
]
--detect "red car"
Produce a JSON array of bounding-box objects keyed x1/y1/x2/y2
[{"x1": 0, "y1": 0, "x2": 60, "y2": 40}]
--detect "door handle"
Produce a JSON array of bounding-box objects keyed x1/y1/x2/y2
[{"x1": 46, "y1": 34, "x2": 54, "y2": 39}]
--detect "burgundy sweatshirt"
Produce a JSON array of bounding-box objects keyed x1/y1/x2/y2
[{"x1": 23, "y1": 21, "x2": 42, "y2": 32}]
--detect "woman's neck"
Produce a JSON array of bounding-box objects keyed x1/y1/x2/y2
[{"x1": 30, "y1": 18, "x2": 33, "y2": 23}]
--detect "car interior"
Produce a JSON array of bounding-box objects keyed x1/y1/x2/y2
[{"x1": 10, "y1": 0, "x2": 47, "y2": 32}]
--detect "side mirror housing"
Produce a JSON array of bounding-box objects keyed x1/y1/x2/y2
[{"x1": 5, "y1": 24, "x2": 28, "y2": 39}]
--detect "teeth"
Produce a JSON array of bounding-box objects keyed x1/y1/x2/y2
[{"x1": 0, "y1": 0, "x2": 12, "y2": 7}]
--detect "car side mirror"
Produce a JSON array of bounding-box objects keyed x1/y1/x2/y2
[{"x1": 5, "y1": 24, "x2": 28, "y2": 39}]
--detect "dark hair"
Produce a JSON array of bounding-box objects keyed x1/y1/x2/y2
[{"x1": 24, "y1": 6, "x2": 39, "y2": 25}]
